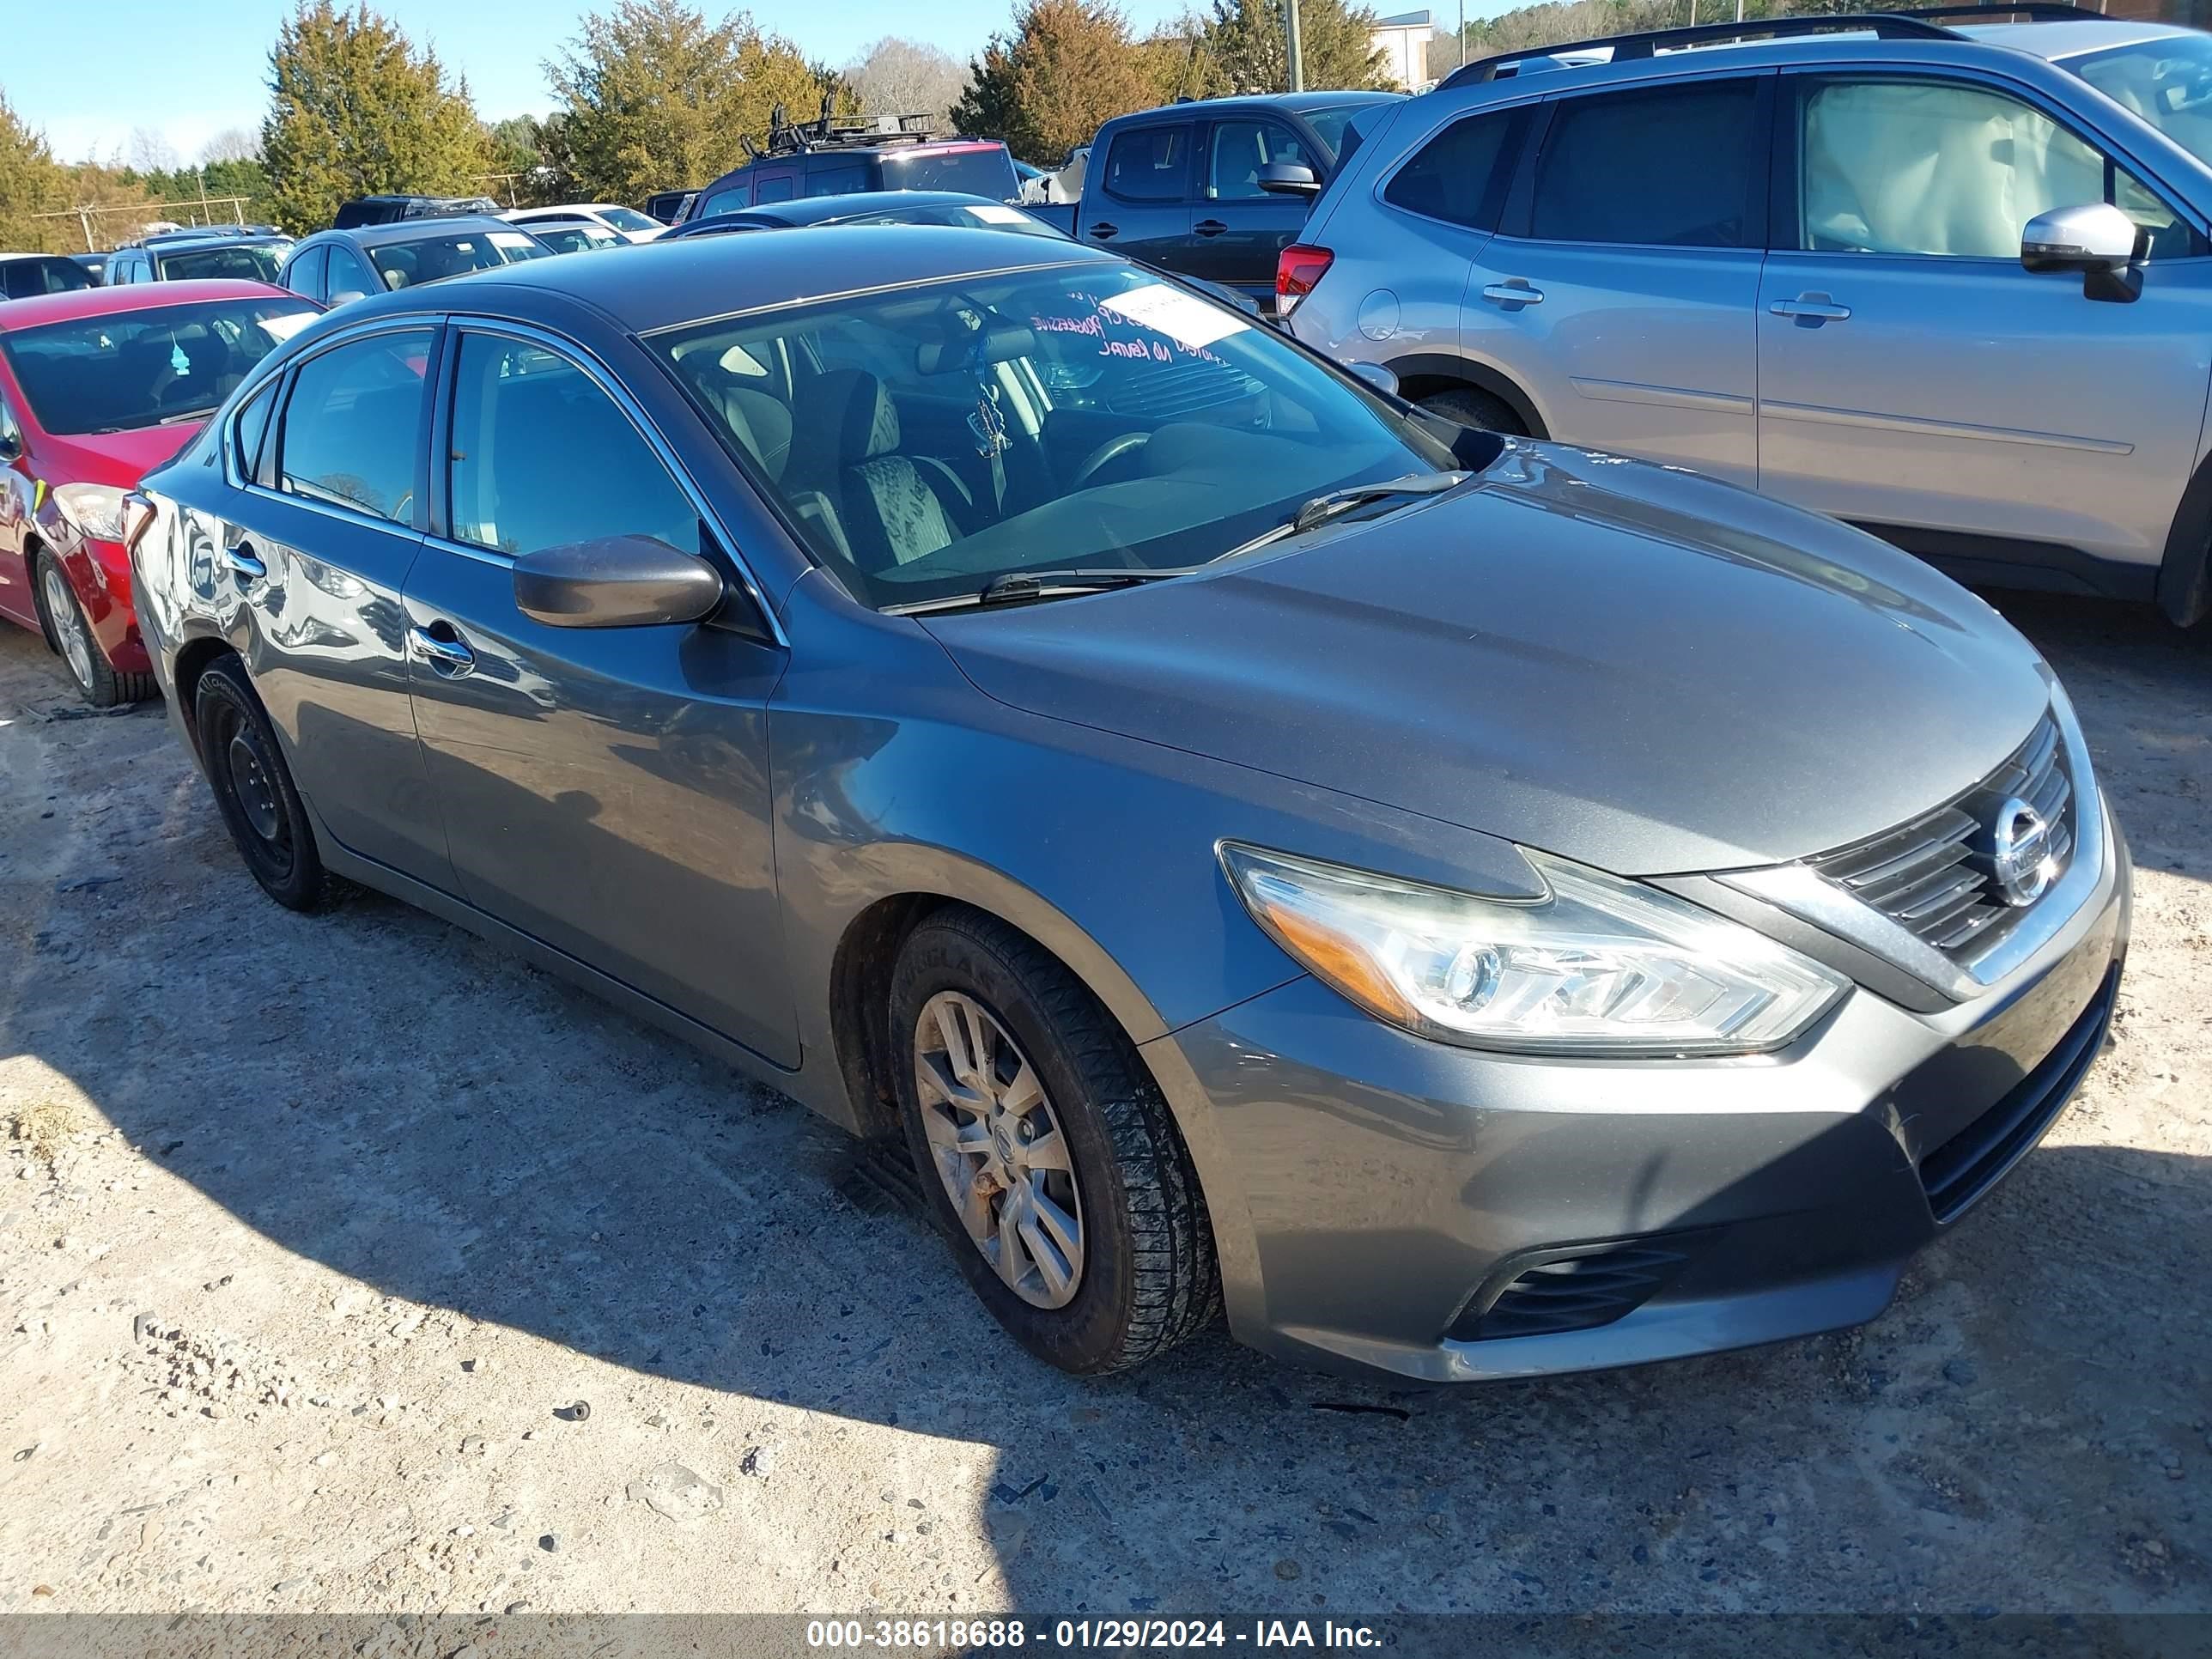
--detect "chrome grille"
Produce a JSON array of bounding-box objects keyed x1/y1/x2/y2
[{"x1": 1810, "y1": 711, "x2": 2074, "y2": 962}]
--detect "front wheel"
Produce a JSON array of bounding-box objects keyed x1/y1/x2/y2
[
  {"x1": 890, "y1": 909, "x2": 1219, "y2": 1375},
  {"x1": 35, "y1": 550, "x2": 153, "y2": 708}
]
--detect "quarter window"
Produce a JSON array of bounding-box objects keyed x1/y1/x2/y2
[
  {"x1": 1798, "y1": 77, "x2": 2188, "y2": 260},
  {"x1": 233, "y1": 378, "x2": 279, "y2": 482},
  {"x1": 1104, "y1": 125, "x2": 1193, "y2": 202},
  {"x1": 755, "y1": 174, "x2": 796, "y2": 204},
  {"x1": 276, "y1": 329, "x2": 434, "y2": 524},
  {"x1": 284, "y1": 245, "x2": 328, "y2": 302},
  {"x1": 1528, "y1": 80, "x2": 1760, "y2": 247},
  {"x1": 1383, "y1": 109, "x2": 1520, "y2": 228},
  {"x1": 447, "y1": 334, "x2": 698, "y2": 559},
  {"x1": 1206, "y1": 120, "x2": 1316, "y2": 201}
]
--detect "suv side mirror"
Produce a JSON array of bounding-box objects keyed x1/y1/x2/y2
[
  {"x1": 513, "y1": 534, "x2": 726, "y2": 629},
  {"x1": 2021, "y1": 203, "x2": 2146, "y2": 303},
  {"x1": 1256, "y1": 162, "x2": 1322, "y2": 198}
]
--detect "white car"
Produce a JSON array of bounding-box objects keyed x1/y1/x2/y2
[{"x1": 501, "y1": 204, "x2": 665, "y2": 244}]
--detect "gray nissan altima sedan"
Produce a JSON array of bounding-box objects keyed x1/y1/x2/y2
[{"x1": 123, "y1": 227, "x2": 2129, "y2": 1383}]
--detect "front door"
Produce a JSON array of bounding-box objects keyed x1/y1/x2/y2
[
  {"x1": 403, "y1": 326, "x2": 798, "y2": 1066},
  {"x1": 1465, "y1": 74, "x2": 1771, "y2": 486},
  {"x1": 1190, "y1": 116, "x2": 1323, "y2": 302},
  {"x1": 240, "y1": 323, "x2": 454, "y2": 884},
  {"x1": 1756, "y1": 70, "x2": 2212, "y2": 574}
]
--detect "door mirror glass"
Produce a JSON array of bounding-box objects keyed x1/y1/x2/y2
[
  {"x1": 1255, "y1": 161, "x2": 1322, "y2": 198},
  {"x1": 512, "y1": 534, "x2": 725, "y2": 628},
  {"x1": 1346, "y1": 360, "x2": 1400, "y2": 398},
  {"x1": 2022, "y1": 203, "x2": 2147, "y2": 301},
  {"x1": 327, "y1": 290, "x2": 368, "y2": 307}
]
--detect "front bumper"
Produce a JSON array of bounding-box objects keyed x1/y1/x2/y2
[{"x1": 1142, "y1": 806, "x2": 2131, "y2": 1383}]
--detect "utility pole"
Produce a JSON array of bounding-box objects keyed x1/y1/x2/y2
[
  {"x1": 1459, "y1": 0, "x2": 1467, "y2": 68},
  {"x1": 1285, "y1": 0, "x2": 1305, "y2": 92}
]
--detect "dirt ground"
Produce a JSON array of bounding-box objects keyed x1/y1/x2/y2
[{"x1": 0, "y1": 591, "x2": 2207, "y2": 1623}]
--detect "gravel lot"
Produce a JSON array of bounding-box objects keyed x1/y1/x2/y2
[{"x1": 0, "y1": 592, "x2": 2207, "y2": 1621}]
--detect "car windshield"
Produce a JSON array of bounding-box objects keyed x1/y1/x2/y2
[
  {"x1": 2071, "y1": 36, "x2": 2212, "y2": 168},
  {"x1": 651, "y1": 261, "x2": 1464, "y2": 611},
  {"x1": 1302, "y1": 99, "x2": 1396, "y2": 158},
  {"x1": 0, "y1": 299, "x2": 318, "y2": 434},
  {"x1": 157, "y1": 243, "x2": 287, "y2": 282},
  {"x1": 879, "y1": 146, "x2": 1021, "y2": 200},
  {"x1": 368, "y1": 230, "x2": 546, "y2": 289},
  {"x1": 595, "y1": 206, "x2": 660, "y2": 233}
]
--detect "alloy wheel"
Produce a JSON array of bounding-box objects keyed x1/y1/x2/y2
[
  {"x1": 41, "y1": 564, "x2": 94, "y2": 692},
  {"x1": 913, "y1": 990, "x2": 1085, "y2": 1310}
]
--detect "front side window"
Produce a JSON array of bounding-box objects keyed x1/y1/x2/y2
[
  {"x1": 3, "y1": 258, "x2": 94, "y2": 299},
  {"x1": 368, "y1": 231, "x2": 545, "y2": 291},
  {"x1": 651, "y1": 263, "x2": 1463, "y2": 612},
  {"x1": 1206, "y1": 120, "x2": 1317, "y2": 201},
  {"x1": 326, "y1": 245, "x2": 378, "y2": 300},
  {"x1": 699, "y1": 183, "x2": 752, "y2": 218},
  {"x1": 755, "y1": 175, "x2": 797, "y2": 204},
  {"x1": 1800, "y1": 77, "x2": 2187, "y2": 259},
  {"x1": 0, "y1": 299, "x2": 319, "y2": 436},
  {"x1": 1103, "y1": 125, "x2": 1193, "y2": 202},
  {"x1": 1529, "y1": 80, "x2": 1759, "y2": 247},
  {"x1": 1383, "y1": 109, "x2": 1519, "y2": 228},
  {"x1": 158, "y1": 243, "x2": 286, "y2": 283},
  {"x1": 447, "y1": 334, "x2": 698, "y2": 559},
  {"x1": 276, "y1": 329, "x2": 434, "y2": 523}
]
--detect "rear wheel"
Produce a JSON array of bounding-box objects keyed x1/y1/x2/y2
[
  {"x1": 34, "y1": 550, "x2": 153, "y2": 708},
  {"x1": 890, "y1": 909, "x2": 1219, "y2": 1375},
  {"x1": 1418, "y1": 386, "x2": 1526, "y2": 437},
  {"x1": 193, "y1": 656, "x2": 342, "y2": 913}
]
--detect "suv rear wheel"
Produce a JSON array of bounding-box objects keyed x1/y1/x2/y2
[{"x1": 890, "y1": 909, "x2": 1219, "y2": 1374}]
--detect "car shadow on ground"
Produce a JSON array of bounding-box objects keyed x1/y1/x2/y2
[{"x1": 2, "y1": 592, "x2": 2208, "y2": 1610}]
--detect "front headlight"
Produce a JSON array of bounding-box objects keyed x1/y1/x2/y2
[
  {"x1": 52, "y1": 482, "x2": 129, "y2": 543},
  {"x1": 1220, "y1": 843, "x2": 1848, "y2": 1056}
]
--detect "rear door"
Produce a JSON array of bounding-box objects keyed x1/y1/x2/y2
[
  {"x1": 1189, "y1": 114, "x2": 1323, "y2": 301},
  {"x1": 231, "y1": 321, "x2": 454, "y2": 885},
  {"x1": 1466, "y1": 73, "x2": 1771, "y2": 486},
  {"x1": 1086, "y1": 122, "x2": 1198, "y2": 270},
  {"x1": 402, "y1": 324, "x2": 797, "y2": 1066},
  {"x1": 1755, "y1": 68, "x2": 2212, "y2": 575}
]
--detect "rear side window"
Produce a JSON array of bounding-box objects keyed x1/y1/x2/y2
[
  {"x1": 1384, "y1": 109, "x2": 1520, "y2": 228},
  {"x1": 1528, "y1": 80, "x2": 1760, "y2": 247},
  {"x1": 1104, "y1": 125, "x2": 1193, "y2": 202},
  {"x1": 276, "y1": 329, "x2": 434, "y2": 524},
  {"x1": 447, "y1": 334, "x2": 698, "y2": 558},
  {"x1": 755, "y1": 174, "x2": 796, "y2": 204},
  {"x1": 806, "y1": 162, "x2": 866, "y2": 198}
]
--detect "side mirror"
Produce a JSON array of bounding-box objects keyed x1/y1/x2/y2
[
  {"x1": 0, "y1": 430, "x2": 20, "y2": 462},
  {"x1": 512, "y1": 534, "x2": 726, "y2": 629},
  {"x1": 2021, "y1": 203, "x2": 2145, "y2": 303},
  {"x1": 327, "y1": 289, "x2": 368, "y2": 307},
  {"x1": 1256, "y1": 162, "x2": 1322, "y2": 198},
  {"x1": 1346, "y1": 361, "x2": 1400, "y2": 399}
]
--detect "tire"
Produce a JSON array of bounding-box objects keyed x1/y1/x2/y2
[
  {"x1": 1418, "y1": 386, "x2": 1527, "y2": 437},
  {"x1": 192, "y1": 655, "x2": 342, "y2": 913},
  {"x1": 890, "y1": 909, "x2": 1219, "y2": 1375},
  {"x1": 33, "y1": 549, "x2": 155, "y2": 708}
]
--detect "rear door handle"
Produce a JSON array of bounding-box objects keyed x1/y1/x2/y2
[
  {"x1": 408, "y1": 622, "x2": 475, "y2": 676},
  {"x1": 1770, "y1": 295, "x2": 1851, "y2": 322},
  {"x1": 1194, "y1": 219, "x2": 1228, "y2": 238},
  {"x1": 222, "y1": 541, "x2": 265, "y2": 580},
  {"x1": 1480, "y1": 280, "x2": 1544, "y2": 307},
  {"x1": 1088, "y1": 222, "x2": 1118, "y2": 240}
]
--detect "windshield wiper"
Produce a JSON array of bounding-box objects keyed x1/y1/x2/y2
[
  {"x1": 890, "y1": 567, "x2": 1200, "y2": 615},
  {"x1": 159, "y1": 406, "x2": 220, "y2": 425},
  {"x1": 1219, "y1": 471, "x2": 1473, "y2": 561}
]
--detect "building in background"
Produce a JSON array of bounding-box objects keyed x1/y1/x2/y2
[{"x1": 1370, "y1": 10, "x2": 1434, "y2": 88}]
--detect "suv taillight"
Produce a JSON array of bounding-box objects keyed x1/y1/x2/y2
[{"x1": 1275, "y1": 244, "x2": 1334, "y2": 314}]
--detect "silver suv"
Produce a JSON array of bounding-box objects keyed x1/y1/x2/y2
[{"x1": 1286, "y1": 7, "x2": 2212, "y2": 623}]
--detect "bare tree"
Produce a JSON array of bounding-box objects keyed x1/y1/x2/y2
[
  {"x1": 127, "y1": 127, "x2": 179, "y2": 173},
  {"x1": 199, "y1": 127, "x2": 262, "y2": 165},
  {"x1": 842, "y1": 35, "x2": 966, "y2": 129}
]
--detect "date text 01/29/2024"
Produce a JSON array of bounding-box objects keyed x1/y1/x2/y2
[{"x1": 804, "y1": 1619, "x2": 1384, "y2": 1650}]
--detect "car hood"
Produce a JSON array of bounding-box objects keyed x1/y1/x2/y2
[
  {"x1": 34, "y1": 422, "x2": 201, "y2": 488},
  {"x1": 922, "y1": 444, "x2": 2052, "y2": 878}
]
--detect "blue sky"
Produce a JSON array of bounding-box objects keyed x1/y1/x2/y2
[{"x1": 17, "y1": 0, "x2": 1437, "y2": 165}]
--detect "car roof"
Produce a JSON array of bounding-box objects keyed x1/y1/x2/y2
[
  {"x1": 1148, "y1": 90, "x2": 1404, "y2": 114},
  {"x1": 0, "y1": 277, "x2": 301, "y2": 332},
  {"x1": 0, "y1": 252, "x2": 79, "y2": 264},
  {"x1": 304, "y1": 216, "x2": 532, "y2": 251},
  {"x1": 1956, "y1": 18, "x2": 2200, "y2": 59},
  {"x1": 514, "y1": 203, "x2": 623, "y2": 214},
  {"x1": 351, "y1": 222, "x2": 1112, "y2": 335}
]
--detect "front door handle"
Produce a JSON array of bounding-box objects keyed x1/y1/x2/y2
[
  {"x1": 1770, "y1": 294, "x2": 1851, "y2": 323},
  {"x1": 1480, "y1": 279, "x2": 1544, "y2": 307},
  {"x1": 1088, "y1": 222, "x2": 1118, "y2": 240},
  {"x1": 222, "y1": 544, "x2": 266, "y2": 580},
  {"x1": 1194, "y1": 219, "x2": 1228, "y2": 238},
  {"x1": 408, "y1": 622, "x2": 475, "y2": 676}
]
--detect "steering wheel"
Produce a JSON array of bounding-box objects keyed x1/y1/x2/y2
[{"x1": 1071, "y1": 431, "x2": 1151, "y2": 490}]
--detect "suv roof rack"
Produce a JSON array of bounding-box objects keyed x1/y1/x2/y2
[
  {"x1": 755, "y1": 97, "x2": 949, "y2": 160},
  {"x1": 1437, "y1": 3, "x2": 2101, "y2": 89}
]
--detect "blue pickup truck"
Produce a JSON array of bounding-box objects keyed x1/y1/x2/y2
[{"x1": 1025, "y1": 92, "x2": 1402, "y2": 308}]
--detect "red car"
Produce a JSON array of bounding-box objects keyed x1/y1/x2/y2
[{"x1": 0, "y1": 279, "x2": 319, "y2": 704}]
